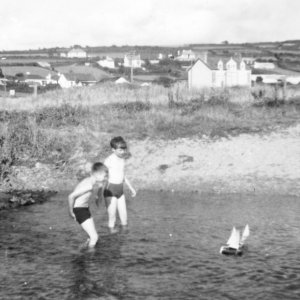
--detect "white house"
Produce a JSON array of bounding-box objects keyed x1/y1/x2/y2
[
  {"x1": 97, "y1": 56, "x2": 115, "y2": 69},
  {"x1": 115, "y1": 77, "x2": 130, "y2": 84},
  {"x1": 150, "y1": 59, "x2": 159, "y2": 64},
  {"x1": 37, "y1": 61, "x2": 51, "y2": 68},
  {"x1": 251, "y1": 74, "x2": 284, "y2": 84},
  {"x1": 46, "y1": 74, "x2": 59, "y2": 85},
  {"x1": 188, "y1": 57, "x2": 251, "y2": 89},
  {"x1": 286, "y1": 76, "x2": 300, "y2": 85},
  {"x1": 124, "y1": 53, "x2": 142, "y2": 68},
  {"x1": 158, "y1": 53, "x2": 165, "y2": 60},
  {"x1": 251, "y1": 74, "x2": 300, "y2": 85},
  {"x1": 58, "y1": 74, "x2": 82, "y2": 88},
  {"x1": 0, "y1": 78, "x2": 8, "y2": 85},
  {"x1": 175, "y1": 50, "x2": 196, "y2": 61},
  {"x1": 23, "y1": 74, "x2": 47, "y2": 86},
  {"x1": 67, "y1": 48, "x2": 87, "y2": 58},
  {"x1": 58, "y1": 73, "x2": 97, "y2": 88},
  {"x1": 253, "y1": 62, "x2": 276, "y2": 69}
]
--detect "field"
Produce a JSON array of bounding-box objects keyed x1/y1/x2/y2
[
  {"x1": 1, "y1": 66, "x2": 57, "y2": 77},
  {"x1": 54, "y1": 64, "x2": 112, "y2": 81}
]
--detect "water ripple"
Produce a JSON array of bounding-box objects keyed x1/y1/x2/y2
[{"x1": 0, "y1": 191, "x2": 299, "y2": 299}]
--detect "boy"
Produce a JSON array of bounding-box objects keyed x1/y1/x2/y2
[
  {"x1": 68, "y1": 162, "x2": 108, "y2": 248},
  {"x1": 103, "y1": 136, "x2": 136, "y2": 233}
]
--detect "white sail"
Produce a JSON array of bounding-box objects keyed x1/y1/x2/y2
[
  {"x1": 240, "y1": 224, "x2": 250, "y2": 245},
  {"x1": 226, "y1": 227, "x2": 234, "y2": 245},
  {"x1": 226, "y1": 227, "x2": 240, "y2": 249}
]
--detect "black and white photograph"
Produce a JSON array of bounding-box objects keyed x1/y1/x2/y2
[{"x1": 0, "y1": 0, "x2": 300, "y2": 299}]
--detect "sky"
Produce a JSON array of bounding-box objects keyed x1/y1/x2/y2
[{"x1": 0, "y1": 0, "x2": 300, "y2": 50}]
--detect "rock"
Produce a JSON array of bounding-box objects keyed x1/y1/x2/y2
[
  {"x1": 178, "y1": 155, "x2": 194, "y2": 164},
  {"x1": 0, "y1": 189, "x2": 57, "y2": 210},
  {"x1": 158, "y1": 164, "x2": 169, "y2": 174}
]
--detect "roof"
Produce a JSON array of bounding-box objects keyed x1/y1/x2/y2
[
  {"x1": 37, "y1": 61, "x2": 51, "y2": 68},
  {"x1": 188, "y1": 56, "x2": 250, "y2": 71},
  {"x1": 124, "y1": 53, "x2": 141, "y2": 60},
  {"x1": 256, "y1": 56, "x2": 278, "y2": 61},
  {"x1": 115, "y1": 77, "x2": 130, "y2": 84},
  {"x1": 63, "y1": 73, "x2": 96, "y2": 82},
  {"x1": 68, "y1": 48, "x2": 86, "y2": 54},
  {"x1": 49, "y1": 74, "x2": 59, "y2": 80},
  {"x1": 25, "y1": 74, "x2": 44, "y2": 80},
  {"x1": 181, "y1": 49, "x2": 195, "y2": 55},
  {"x1": 55, "y1": 65, "x2": 111, "y2": 81},
  {"x1": 102, "y1": 56, "x2": 114, "y2": 61}
]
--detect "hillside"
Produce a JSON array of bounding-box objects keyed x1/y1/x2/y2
[
  {"x1": 54, "y1": 64, "x2": 112, "y2": 81},
  {"x1": 1, "y1": 66, "x2": 57, "y2": 77}
]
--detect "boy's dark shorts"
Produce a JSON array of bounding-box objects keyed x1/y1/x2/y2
[
  {"x1": 104, "y1": 183, "x2": 124, "y2": 199},
  {"x1": 73, "y1": 207, "x2": 91, "y2": 224}
]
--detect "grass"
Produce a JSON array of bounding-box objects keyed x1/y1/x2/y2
[
  {"x1": 0, "y1": 82, "x2": 300, "y2": 181},
  {"x1": 54, "y1": 64, "x2": 111, "y2": 81},
  {"x1": 1, "y1": 66, "x2": 57, "y2": 77}
]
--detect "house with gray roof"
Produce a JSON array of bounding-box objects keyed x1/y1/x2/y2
[
  {"x1": 188, "y1": 57, "x2": 251, "y2": 89},
  {"x1": 58, "y1": 72, "x2": 97, "y2": 88}
]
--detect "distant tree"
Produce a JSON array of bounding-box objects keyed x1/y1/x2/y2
[
  {"x1": 154, "y1": 76, "x2": 174, "y2": 88},
  {"x1": 118, "y1": 65, "x2": 125, "y2": 74},
  {"x1": 48, "y1": 48, "x2": 57, "y2": 57},
  {"x1": 222, "y1": 40, "x2": 229, "y2": 45},
  {"x1": 256, "y1": 76, "x2": 263, "y2": 84},
  {"x1": 144, "y1": 59, "x2": 151, "y2": 67},
  {"x1": 15, "y1": 73, "x2": 24, "y2": 78}
]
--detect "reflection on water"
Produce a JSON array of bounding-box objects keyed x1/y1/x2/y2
[{"x1": 0, "y1": 191, "x2": 300, "y2": 299}]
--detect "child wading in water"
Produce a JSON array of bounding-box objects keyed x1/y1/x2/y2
[
  {"x1": 68, "y1": 162, "x2": 108, "y2": 248},
  {"x1": 103, "y1": 136, "x2": 136, "y2": 233}
]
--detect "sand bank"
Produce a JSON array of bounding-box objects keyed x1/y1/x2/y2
[
  {"x1": 8, "y1": 124, "x2": 300, "y2": 196},
  {"x1": 127, "y1": 124, "x2": 300, "y2": 195}
]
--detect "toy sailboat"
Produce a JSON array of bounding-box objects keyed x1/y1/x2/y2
[{"x1": 220, "y1": 224, "x2": 250, "y2": 256}]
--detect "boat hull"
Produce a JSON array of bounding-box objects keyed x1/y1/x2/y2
[{"x1": 220, "y1": 246, "x2": 243, "y2": 256}]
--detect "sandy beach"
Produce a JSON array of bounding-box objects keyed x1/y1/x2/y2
[
  {"x1": 126, "y1": 124, "x2": 300, "y2": 195},
  {"x1": 9, "y1": 124, "x2": 300, "y2": 196}
]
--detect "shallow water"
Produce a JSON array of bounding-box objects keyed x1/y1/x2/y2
[{"x1": 0, "y1": 191, "x2": 300, "y2": 300}]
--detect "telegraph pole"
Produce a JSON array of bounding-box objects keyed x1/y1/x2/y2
[
  {"x1": 130, "y1": 60, "x2": 133, "y2": 83},
  {"x1": 128, "y1": 51, "x2": 135, "y2": 83}
]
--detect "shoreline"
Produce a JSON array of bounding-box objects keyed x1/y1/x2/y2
[
  {"x1": 2, "y1": 123, "x2": 299, "y2": 201},
  {"x1": 0, "y1": 189, "x2": 57, "y2": 210}
]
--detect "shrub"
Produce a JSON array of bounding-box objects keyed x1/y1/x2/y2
[
  {"x1": 5, "y1": 81, "x2": 33, "y2": 93},
  {"x1": 35, "y1": 104, "x2": 88, "y2": 127},
  {"x1": 109, "y1": 101, "x2": 152, "y2": 113},
  {"x1": 154, "y1": 76, "x2": 174, "y2": 87}
]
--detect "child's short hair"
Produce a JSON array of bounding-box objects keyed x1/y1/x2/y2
[
  {"x1": 91, "y1": 162, "x2": 108, "y2": 173},
  {"x1": 110, "y1": 136, "x2": 127, "y2": 149}
]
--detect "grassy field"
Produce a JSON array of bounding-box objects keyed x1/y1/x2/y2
[
  {"x1": 54, "y1": 65, "x2": 112, "y2": 81},
  {"x1": 1, "y1": 66, "x2": 57, "y2": 77},
  {"x1": 0, "y1": 82, "x2": 300, "y2": 181}
]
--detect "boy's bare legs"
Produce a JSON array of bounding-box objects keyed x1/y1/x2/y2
[
  {"x1": 80, "y1": 218, "x2": 99, "y2": 248},
  {"x1": 117, "y1": 195, "x2": 128, "y2": 227},
  {"x1": 106, "y1": 196, "x2": 118, "y2": 233}
]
